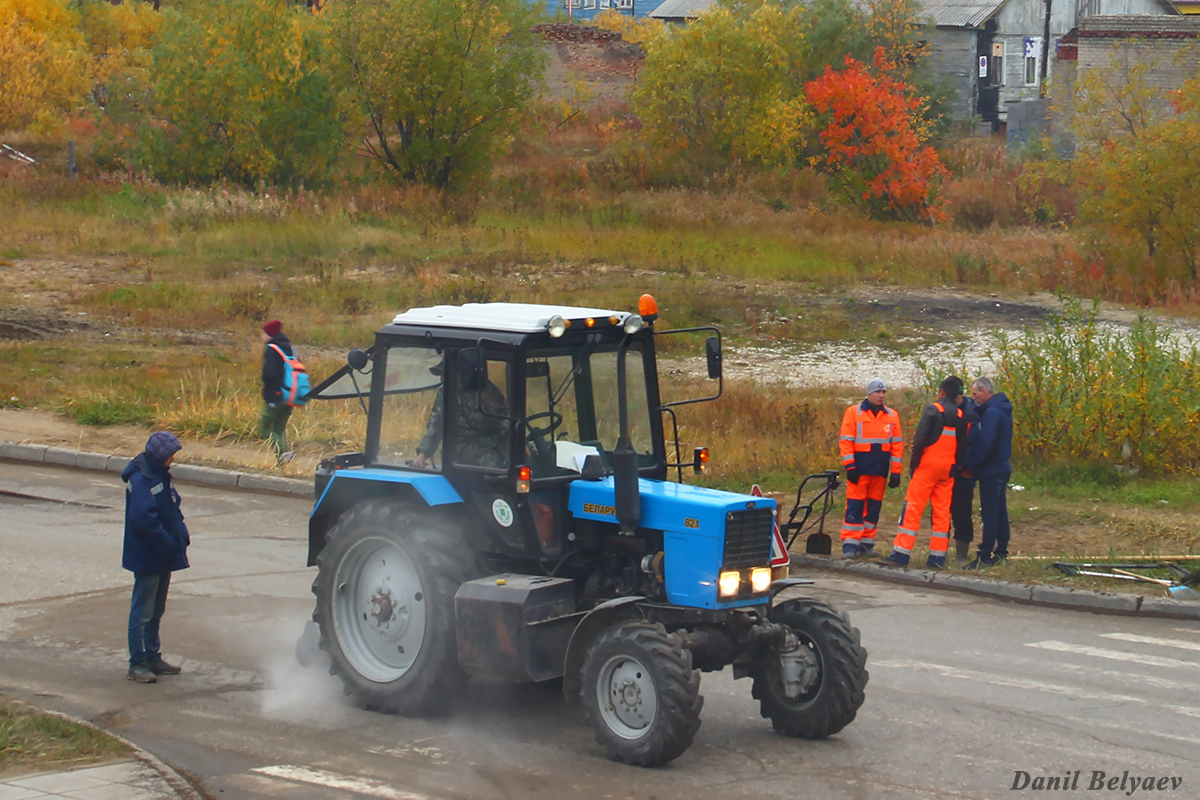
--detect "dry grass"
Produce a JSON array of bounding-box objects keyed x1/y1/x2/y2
[{"x1": 0, "y1": 698, "x2": 131, "y2": 779}]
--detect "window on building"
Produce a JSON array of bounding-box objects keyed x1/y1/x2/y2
[
  {"x1": 991, "y1": 41, "x2": 1005, "y2": 86},
  {"x1": 1024, "y1": 37, "x2": 1041, "y2": 86},
  {"x1": 615, "y1": 0, "x2": 632, "y2": 8}
]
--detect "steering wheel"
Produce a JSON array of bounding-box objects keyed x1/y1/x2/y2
[{"x1": 524, "y1": 411, "x2": 564, "y2": 465}]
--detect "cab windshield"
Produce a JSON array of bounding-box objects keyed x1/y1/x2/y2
[{"x1": 524, "y1": 342, "x2": 656, "y2": 478}]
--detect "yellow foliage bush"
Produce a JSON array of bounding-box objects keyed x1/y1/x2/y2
[{"x1": 0, "y1": 0, "x2": 89, "y2": 134}]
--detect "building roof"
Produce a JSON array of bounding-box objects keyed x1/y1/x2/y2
[
  {"x1": 1078, "y1": 13, "x2": 1199, "y2": 33},
  {"x1": 917, "y1": 0, "x2": 1007, "y2": 28},
  {"x1": 649, "y1": 0, "x2": 714, "y2": 19},
  {"x1": 649, "y1": 0, "x2": 1010, "y2": 27},
  {"x1": 391, "y1": 303, "x2": 632, "y2": 334}
]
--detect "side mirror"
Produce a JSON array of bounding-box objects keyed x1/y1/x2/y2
[
  {"x1": 527, "y1": 361, "x2": 550, "y2": 378},
  {"x1": 705, "y1": 336, "x2": 722, "y2": 380},
  {"x1": 347, "y1": 348, "x2": 369, "y2": 371},
  {"x1": 459, "y1": 347, "x2": 486, "y2": 393}
]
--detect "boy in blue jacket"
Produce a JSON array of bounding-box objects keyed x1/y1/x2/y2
[{"x1": 122, "y1": 432, "x2": 190, "y2": 683}]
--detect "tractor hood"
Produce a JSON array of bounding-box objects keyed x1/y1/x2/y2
[
  {"x1": 569, "y1": 478, "x2": 778, "y2": 609},
  {"x1": 569, "y1": 477, "x2": 775, "y2": 533}
]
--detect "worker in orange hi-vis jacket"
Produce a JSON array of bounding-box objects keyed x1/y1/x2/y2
[
  {"x1": 838, "y1": 377, "x2": 903, "y2": 559},
  {"x1": 881, "y1": 376, "x2": 972, "y2": 570}
]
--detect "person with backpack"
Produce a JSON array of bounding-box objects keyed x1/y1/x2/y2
[{"x1": 260, "y1": 319, "x2": 308, "y2": 463}]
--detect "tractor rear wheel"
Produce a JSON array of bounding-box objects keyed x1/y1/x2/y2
[
  {"x1": 313, "y1": 500, "x2": 468, "y2": 715},
  {"x1": 581, "y1": 620, "x2": 703, "y2": 767},
  {"x1": 750, "y1": 598, "x2": 868, "y2": 738}
]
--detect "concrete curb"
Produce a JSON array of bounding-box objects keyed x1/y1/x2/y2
[
  {"x1": 791, "y1": 554, "x2": 1200, "y2": 621},
  {"x1": 0, "y1": 441, "x2": 311, "y2": 498},
  {"x1": 5, "y1": 439, "x2": 1197, "y2": 621},
  {"x1": 6, "y1": 699, "x2": 206, "y2": 800}
]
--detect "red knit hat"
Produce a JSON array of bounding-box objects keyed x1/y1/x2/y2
[{"x1": 262, "y1": 320, "x2": 282, "y2": 337}]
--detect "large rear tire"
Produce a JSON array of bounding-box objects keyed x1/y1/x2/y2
[
  {"x1": 581, "y1": 620, "x2": 703, "y2": 767},
  {"x1": 750, "y1": 598, "x2": 868, "y2": 738},
  {"x1": 312, "y1": 499, "x2": 468, "y2": 715}
]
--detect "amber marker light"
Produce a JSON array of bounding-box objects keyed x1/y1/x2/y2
[
  {"x1": 517, "y1": 465, "x2": 532, "y2": 494},
  {"x1": 694, "y1": 446, "x2": 709, "y2": 474},
  {"x1": 585, "y1": 317, "x2": 595, "y2": 328}
]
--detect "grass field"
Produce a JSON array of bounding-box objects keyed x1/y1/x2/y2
[{"x1": 2, "y1": 165, "x2": 1199, "y2": 582}]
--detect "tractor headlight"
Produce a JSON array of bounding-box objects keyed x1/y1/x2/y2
[
  {"x1": 623, "y1": 314, "x2": 645, "y2": 335},
  {"x1": 547, "y1": 315, "x2": 568, "y2": 338},
  {"x1": 750, "y1": 567, "x2": 772, "y2": 593},
  {"x1": 718, "y1": 570, "x2": 741, "y2": 597}
]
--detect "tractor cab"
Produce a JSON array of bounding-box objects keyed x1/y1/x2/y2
[{"x1": 307, "y1": 298, "x2": 718, "y2": 569}]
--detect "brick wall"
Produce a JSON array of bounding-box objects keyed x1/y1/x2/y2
[
  {"x1": 535, "y1": 23, "x2": 644, "y2": 105},
  {"x1": 1051, "y1": 16, "x2": 1200, "y2": 154}
]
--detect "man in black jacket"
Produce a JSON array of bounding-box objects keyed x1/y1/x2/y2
[{"x1": 259, "y1": 319, "x2": 296, "y2": 462}]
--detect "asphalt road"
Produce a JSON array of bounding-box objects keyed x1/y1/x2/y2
[{"x1": 1, "y1": 460, "x2": 1197, "y2": 799}]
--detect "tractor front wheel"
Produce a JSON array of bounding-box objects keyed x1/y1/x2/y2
[
  {"x1": 312, "y1": 500, "x2": 468, "y2": 715},
  {"x1": 750, "y1": 598, "x2": 868, "y2": 738},
  {"x1": 581, "y1": 620, "x2": 703, "y2": 767}
]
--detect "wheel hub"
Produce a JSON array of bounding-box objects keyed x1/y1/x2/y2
[
  {"x1": 598, "y1": 656, "x2": 658, "y2": 738},
  {"x1": 331, "y1": 538, "x2": 426, "y2": 682},
  {"x1": 778, "y1": 632, "x2": 820, "y2": 701}
]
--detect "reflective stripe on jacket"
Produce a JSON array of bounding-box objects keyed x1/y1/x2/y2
[
  {"x1": 920, "y1": 401, "x2": 962, "y2": 469},
  {"x1": 839, "y1": 400, "x2": 903, "y2": 477}
]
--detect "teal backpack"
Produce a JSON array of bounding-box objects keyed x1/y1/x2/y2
[{"x1": 267, "y1": 344, "x2": 311, "y2": 407}]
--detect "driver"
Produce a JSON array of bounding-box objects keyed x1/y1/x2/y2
[{"x1": 412, "y1": 365, "x2": 508, "y2": 469}]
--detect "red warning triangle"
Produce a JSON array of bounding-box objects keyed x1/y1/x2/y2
[{"x1": 751, "y1": 485, "x2": 790, "y2": 567}]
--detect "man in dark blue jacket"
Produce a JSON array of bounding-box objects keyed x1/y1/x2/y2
[
  {"x1": 964, "y1": 377, "x2": 1013, "y2": 568},
  {"x1": 122, "y1": 432, "x2": 190, "y2": 683}
]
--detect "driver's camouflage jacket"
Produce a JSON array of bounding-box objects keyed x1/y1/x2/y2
[{"x1": 416, "y1": 382, "x2": 509, "y2": 469}]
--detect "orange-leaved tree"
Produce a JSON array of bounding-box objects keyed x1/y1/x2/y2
[{"x1": 804, "y1": 48, "x2": 947, "y2": 223}]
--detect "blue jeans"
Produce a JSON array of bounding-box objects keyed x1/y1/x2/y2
[
  {"x1": 977, "y1": 472, "x2": 1011, "y2": 561},
  {"x1": 128, "y1": 571, "x2": 171, "y2": 666}
]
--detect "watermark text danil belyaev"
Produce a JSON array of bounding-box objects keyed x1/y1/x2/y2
[{"x1": 1012, "y1": 771, "x2": 1183, "y2": 794}]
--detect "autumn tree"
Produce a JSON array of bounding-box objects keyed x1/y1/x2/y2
[
  {"x1": 0, "y1": 0, "x2": 89, "y2": 134},
  {"x1": 79, "y1": 0, "x2": 161, "y2": 111},
  {"x1": 631, "y1": 1, "x2": 816, "y2": 173},
  {"x1": 320, "y1": 0, "x2": 544, "y2": 190},
  {"x1": 804, "y1": 49, "x2": 949, "y2": 223},
  {"x1": 142, "y1": 0, "x2": 341, "y2": 187},
  {"x1": 1055, "y1": 46, "x2": 1200, "y2": 283}
]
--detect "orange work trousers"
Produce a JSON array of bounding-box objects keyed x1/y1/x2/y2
[
  {"x1": 892, "y1": 464, "x2": 953, "y2": 558},
  {"x1": 841, "y1": 474, "x2": 888, "y2": 549}
]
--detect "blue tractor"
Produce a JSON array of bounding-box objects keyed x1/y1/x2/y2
[{"x1": 303, "y1": 297, "x2": 868, "y2": 766}]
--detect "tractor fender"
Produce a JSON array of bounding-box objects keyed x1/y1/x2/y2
[
  {"x1": 307, "y1": 468, "x2": 463, "y2": 566},
  {"x1": 561, "y1": 596, "x2": 646, "y2": 705}
]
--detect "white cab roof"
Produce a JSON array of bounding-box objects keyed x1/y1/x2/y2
[{"x1": 391, "y1": 303, "x2": 631, "y2": 333}]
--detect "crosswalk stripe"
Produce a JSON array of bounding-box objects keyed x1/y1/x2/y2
[
  {"x1": 251, "y1": 766, "x2": 431, "y2": 799},
  {"x1": 872, "y1": 659, "x2": 1200, "y2": 720},
  {"x1": 1047, "y1": 659, "x2": 1197, "y2": 694},
  {"x1": 1101, "y1": 632, "x2": 1200, "y2": 653},
  {"x1": 1027, "y1": 640, "x2": 1200, "y2": 671}
]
